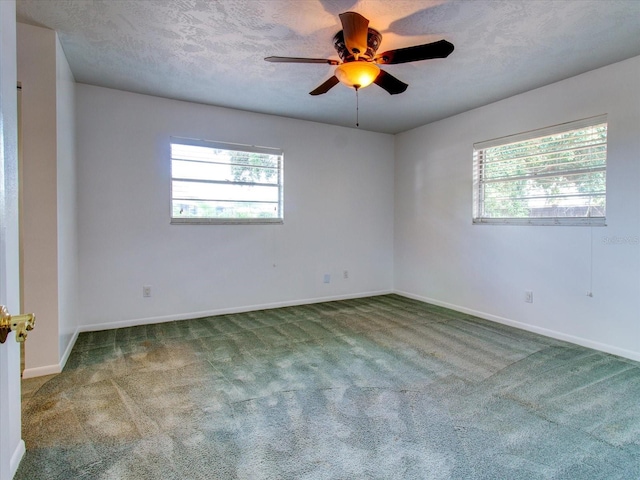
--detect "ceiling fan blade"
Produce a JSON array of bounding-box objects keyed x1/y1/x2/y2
[
  {"x1": 265, "y1": 56, "x2": 339, "y2": 65},
  {"x1": 374, "y1": 69, "x2": 408, "y2": 95},
  {"x1": 339, "y1": 11, "x2": 369, "y2": 58},
  {"x1": 375, "y1": 39, "x2": 454, "y2": 65},
  {"x1": 309, "y1": 76, "x2": 340, "y2": 96}
]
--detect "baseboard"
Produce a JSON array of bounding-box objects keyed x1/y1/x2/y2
[
  {"x1": 21, "y1": 363, "x2": 61, "y2": 379},
  {"x1": 59, "y1": 328, "x2": 80, "y2": 370},
  {"x1": 395, "y1": 290, "x2": 640, "y2": 363},
  {"x1": 25, "y1": 293, "x2": 392, "y2": 376},
  {"x1": 27, "y1": 291, "x2": 640, "y2": 372},
  {"x1": 79, "y1": 290, "x2": 394, "y2": 333},
  {"x1": 21, "y1": 327, "x2": 80, "y2": 379},
  {"x1": 10, "y1": 439, "x2": 25, "y2": 479}
]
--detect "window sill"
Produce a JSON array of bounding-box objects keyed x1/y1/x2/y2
[
  {"x1": 472, "y1": 217, "x2": 606, "y2": 226},
  {"x1": 171, "y1": 218, "x2": 283, "y2": 225}
]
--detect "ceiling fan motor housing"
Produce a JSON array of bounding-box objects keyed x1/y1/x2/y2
[{"x1": 333, "y1": 28, "x2": 382, "y2": 62}]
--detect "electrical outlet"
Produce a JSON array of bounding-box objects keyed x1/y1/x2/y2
[
  {"x1": 524, "y1": 290, "x2": 533, "y2": 303},
  {"x1": 323, "y1": 274, "x2": 331, "y2": 284},
  {"x1": 143, "y1": 285, "x2": 152, "y2": 298},
  {"x1": 343, "y1": 270, "x2": 349, "y2": 280}
]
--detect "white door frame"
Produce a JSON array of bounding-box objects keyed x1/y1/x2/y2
[{"x1": 0, "y1": 1, "x2": 26, "y2": 479}]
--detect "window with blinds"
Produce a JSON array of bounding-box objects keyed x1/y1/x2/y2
[
  {"x1": 473, "y1": 115, "x2": 607, "y2": 226},
  {"x1": 170, "y1": 137, "x2": 283, "y2": 224}
]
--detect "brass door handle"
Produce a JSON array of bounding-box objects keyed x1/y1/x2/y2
[{"x1": 0, "y1": 305, "x2": 35, "y2": 344}]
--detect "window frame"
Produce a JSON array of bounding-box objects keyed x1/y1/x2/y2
[
  {"x1": 170, "y1": 137, "x2": 284, "y2": 225},
  {"x1": 472, "y1": 115, "x2": 607, "y2": 226}
]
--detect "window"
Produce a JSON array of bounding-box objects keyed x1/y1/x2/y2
[
  {"x1": 170, "y1": 137, "x2": 283, "y2": 224},
  {"x1": 473, "y1": 115, "x2": 607, "y2": 226}
]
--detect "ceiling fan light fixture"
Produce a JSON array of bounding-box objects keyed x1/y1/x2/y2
[
  {"x1": 335, "y1": 61, "x2": 380, "y2": 89},
  {"x1": 266, "y1": 11, "x2": 454, "y2": 97}
]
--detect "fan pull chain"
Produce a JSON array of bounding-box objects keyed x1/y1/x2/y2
[{"x1": 355, "y1": 86, "x2": 360, "y2": 127}]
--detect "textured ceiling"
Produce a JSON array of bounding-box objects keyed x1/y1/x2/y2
[{"x1": 15, "y1": 0, "x2": 640, "y2": 134}]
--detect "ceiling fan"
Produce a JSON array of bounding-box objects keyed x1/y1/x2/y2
[{"x1": 265, "y1": 11, "x2": 454, "y2": 96}]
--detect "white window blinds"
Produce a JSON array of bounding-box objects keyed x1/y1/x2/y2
[{"x1": 473, "y1": 115, "x2": 607, "y2": 226}]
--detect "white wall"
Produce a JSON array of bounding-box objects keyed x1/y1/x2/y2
[
  {"x1": 76, "y1": 85, "x2": 394, "y2": 328},
  {"x1": 17, "y1": 23, "x2": 78, "y2": 376},
  {"x1": 17, "y1": 23, "x2": 60, "y2": 372},
  {"x1": 395, "y1": 56, "x2": 640, "y2": 361},
  {"x1": 55, "y1": 35, "x2": 78, "y2": 362},
  {"x1": 0, "y1": 0, "x2": 25, "y2": 477}
]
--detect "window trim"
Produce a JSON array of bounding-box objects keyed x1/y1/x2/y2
[
  {"x1": 472, "y1": 115, "x2": 607, "y2": 226},
  {"x1": 170, "y1": 137, "x2": 284, "y2": 225}
]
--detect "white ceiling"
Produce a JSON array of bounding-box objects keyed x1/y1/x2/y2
[{"x1": 15, "y1": 0, "x2": 640, "y2": 134}]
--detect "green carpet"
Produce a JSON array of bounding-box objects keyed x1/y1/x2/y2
[{"x1": 16, "y1": 295, "x2": 640, "y2": 479}]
